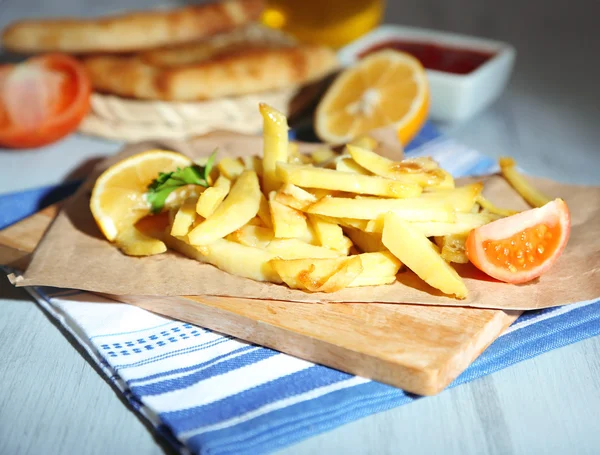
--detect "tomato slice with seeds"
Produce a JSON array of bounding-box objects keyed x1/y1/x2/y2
[
  {"x1": 0, "y1": 54, "x2": 91, "y2": 149},
  {"x1": 466, "y1": 199, "x2": 571, "y2": 284}
]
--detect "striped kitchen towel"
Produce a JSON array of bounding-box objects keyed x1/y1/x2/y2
[{"x1": 2, "y1": 129, "x2": 600, "y2": 455}]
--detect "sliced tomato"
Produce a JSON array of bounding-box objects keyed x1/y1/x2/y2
[
  {"x1": 466, "y1": 199, "x2": 571, "y2": 284},
  {"x1": 0, "y1": 54, "x2": 91, "y2": 149}
]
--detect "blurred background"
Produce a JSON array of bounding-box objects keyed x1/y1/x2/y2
[{"x1": 1, "y1": 0, "x2": 599, "y2": 182}]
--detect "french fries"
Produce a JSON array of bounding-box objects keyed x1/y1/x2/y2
[
  {"x1": 260, "y1": 103, "x2": 288, "y2": 194},
  {"x1": 347, "y1": 145, "x2": 453, "y2": 188},
  {"x1": 382, "y1": 213, "x2": 468, "y2": 299},
  {"x1": 336, "y1": 157, "x2": 371, "y2": 175},
  {"x1": 271, "y1": 256, "x2": 363, "y2": 293},
  {"x1": 276, "y1": 162, "x2": 423, "y2": 198},
  {"x1": 348, "y1": 135, "x2": 378, "y2": 151},
  {"x1": 270, "y1": 252, "x2": 400, "y2": 293},
  {"x1": 434, "y1": 234, "x2": 469, "y2": 264},
  {"x1": 188, "y1": 170, "x2": 261, "y2": 245},
  {"x1": 308, "y1": 214, "x2": 348, "y2": 253},
  {"x1": 475, "y1": 194, "x2": 518, "y2": 217},
  {"x1": 499, "y1": 157, "x2": 551, "y2": 208},
  {"x1": 227, "y1": 225, "x2": 273, "y2": 249},
  {"x1": 266, "y1": 238, "x2": 342, "y2": 259},
  {"x1": 166, "y1": 234, "x2": 282, "y2": 283},
  {"x1": 241, "y1": 155, "x2": 263, "y2": 176},
  {"x1": 217, "y1": 157, "x2": 245, "y2": 180},
  {"x1": 343, "y1": 227, "x2": 385, "y2": 253},
  {"x1": 306, "y1": 196, "x2": 456, "y2": 221},
  {"x1": 170, "y1": 196, "x2": 199, "y2": 236},
  {"x1": 196, "y1": 175, "x2": 231, "y2": 218},
  {"x1": 115, "y1": 225, "x2": 167, "y2": 257},
  {"x1": 269, "y1": 192, "x2": 309, "y2": 238},
  {"x1": 274, "y1": 183, "x2": 317, "y2": 211},
  {"x1": 311, "y1": 147, "x2": 338, "y2": 165},
  {"x1": 257, "y1": 193, "x2": 273, "y2": 228},
  {"x1": 120, "y1": 102, "x2": 554, "y2": 299}
]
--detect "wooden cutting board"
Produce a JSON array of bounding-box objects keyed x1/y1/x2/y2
[{"x1": 0, "y1": 204, "x2": 521, "y2": 396}]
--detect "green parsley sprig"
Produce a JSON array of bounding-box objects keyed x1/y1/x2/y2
[{"x1": 146, "y1": 150, "x2": 217, "y2": 214}]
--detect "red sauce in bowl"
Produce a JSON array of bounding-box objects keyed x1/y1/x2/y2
[{"x1": 359, "y1": 40, "x2": 496, "y2": 75}]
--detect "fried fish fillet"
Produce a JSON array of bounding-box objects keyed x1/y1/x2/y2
[
  {"x1": 139, "y1": 23, "x2": 296, "y2": 68},
  {"x1": 82, "y1": 45, "x2": 339, "y2": 101},
  {"x1": 1, "y1": 0, "x2": 264, "y2": 54}
]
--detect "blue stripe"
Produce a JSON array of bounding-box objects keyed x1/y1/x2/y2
[
  {"x1": 160, "y1": 365, "x2": 351, "y2": 433},
  {"x1": 188, "y1": 381, "x2": 404, "y2": 455},
  {"x1": 111, "y1": 336, "x2": 232, "y2": 370},
  {"x1": 187, "y1": 300, "x2": 600, "y2": 455},
  {"x1": 132, "y1": 348, "x2": 279, "y2": 396},
  {"x1": 128, "y1": 345, "x2": 258, "y2": 385}
]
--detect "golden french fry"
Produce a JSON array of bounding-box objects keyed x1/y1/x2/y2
[
  {"x1": 348, "y1": 135, "x2": 378, "y2": 151},
  {"x1": 435, "y1": 234, "x2": 469, "y2": 264},
  {"x1": 308, "y1": 214, "x2": 347, "y2": 252},
  {"x1": 335, "y1": 157, "x2": 371, "y2": 175},
  {"x1": 269, "y1": 192, "x2": 309, "y2": 238},
  {"x1": 276, "y1": 162, "x2": 422, "y2": 198},
  {"x1": 166, "y1": 234, "x2": 281, "y2": 283},
  {"x1": 419, "y1": 182, "x2": 483, "y2": 212},
  {"x1": 217, "y1": 157, "x2": 245, "y2": 180},
  {"x1": 311, "y1": 147, "x2": 338, "y2": 165},
  {"x1": 240, "y1": 155, "x2": 263, "y2": 176},
  {"x1": 287, "y1": 142, "x2": 311, "y2": 165},
  {"x1": 343, "y1": 227, "x2": 385, "y2": 253},
  {"x1": 312, "y1": 215, "x2": 368, "y2": 231},
  {"x1": 407, "y1": 215, "x2": 489, "y2": 237},
  {"x1": 115, "y1": 225, "x2": 166, "y2": 257},
  {"x1": 257, "y1": 192, "x2": 273, "y2": 229},
  {"x1": 270, "y1": 251, "x2": 400, "y2": 291},
  {"x1": 347, "y1": 145, "x2": 451, "y2": 188},
  {"x1": 358, "y1": 251, "x2": 402, "y2": 276},
  {"x1": 307, "y1": 196, "x2": 456, "y2": 222},
  {"x1": 274, "y1": 183, "x2": 318, "y2": 210},
  {"x1": 266, "y1": 238, "x2": 342, "y2": 259},
  {"x1": 476, "y1": 194, "x2": 518, "y2": 217},
  {"x1": 260, "y1": 103, "x2": 288, "y2": 194},
  {"x1": 170, "y1": 196, "x2": 199, "y2": 236},
  {"x1": 246, "y1": 216, "x2": 263, "y2": 226},
  {"x1": 227, "y1": 224, "x2": 273, "y2": 249},
  {"x1": 499, "y1": 157, "x2": 551, "y2": 208},
  {"x1": 270, "y1": 256, "x2": 363, "y2": 292},
  {"x1": 382, "y1": 213, "x2": 468, "y2": 299},
  {"x1": 363, "y1": 212, "x2": 491, "y2": 236},
  {"x1": 195, "y1": 175, "x2": 231, "y2": 218},
  {"x1": 188, "y1": 170, "x2": 261, "y2": 245}
]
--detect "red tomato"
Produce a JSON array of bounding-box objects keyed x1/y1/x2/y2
[
  {"x1": 0, "y1": 54, "x2": 91, "y2": 149},
  {"x1": 466, "y1": 199, "x2": 571, "y2": 284}
]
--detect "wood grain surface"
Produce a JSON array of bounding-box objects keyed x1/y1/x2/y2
[{"x1": 0, "y1": 203, "x2": 519, "y2": 395}]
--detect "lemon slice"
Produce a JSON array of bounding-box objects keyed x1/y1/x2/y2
[
  {"x1": 90, "y1": 149, "x2": 192, "y2": 242},
  {"x1": 315, "y1": 50, "x2": 429, "y2": 145}
]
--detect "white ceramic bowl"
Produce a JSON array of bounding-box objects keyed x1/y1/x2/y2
[{"x1": 337, "y1": 25, "x2": 516, "y2": 123}]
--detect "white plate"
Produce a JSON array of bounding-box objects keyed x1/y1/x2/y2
[{"x1": 338, "y1": 25, "x2": 516, "y2": 123}]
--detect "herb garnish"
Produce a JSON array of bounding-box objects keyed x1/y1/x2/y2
[{"x1": 146, "y1": 150, "x2": 217, "y2": 213}]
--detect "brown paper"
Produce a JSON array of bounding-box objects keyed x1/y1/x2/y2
[{"x1": 14, "y1": 133, "x2": 600, "y2": 310}]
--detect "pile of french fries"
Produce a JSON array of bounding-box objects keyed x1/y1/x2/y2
[{"x1": 133, "y1": 103, "x2": 539, "y2": 299}]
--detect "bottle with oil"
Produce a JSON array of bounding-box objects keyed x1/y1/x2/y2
[{"x1": 261, "y1": 0, "x2": 385, "y2": 48}]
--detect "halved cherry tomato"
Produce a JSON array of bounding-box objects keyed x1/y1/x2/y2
[
  {"x1": 466, "y1": 199, "x2": 571, "y2": 284},
  {"x1": 0, "y1": 54, "x2": 91, "y2": 149}
]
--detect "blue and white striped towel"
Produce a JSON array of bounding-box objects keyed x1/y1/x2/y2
[{"x1": 2, "y1": 126, "x2": 600, "y2": 455}]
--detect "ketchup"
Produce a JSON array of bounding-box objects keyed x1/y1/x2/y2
[{"x1": 359, "y1": 40, "x2": 495, "y2": 75}]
